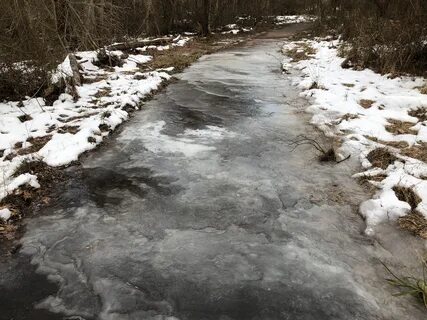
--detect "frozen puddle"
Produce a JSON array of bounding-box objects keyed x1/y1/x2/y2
[{"x1": 1, "y1": 25, "x2": 426, "y2": 320}]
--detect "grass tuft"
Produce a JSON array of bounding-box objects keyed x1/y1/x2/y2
[
  {"x1": 401, "y1": 143, "x2": 427, "y2": 163},
  {"x1": 367, "y1": 148, "x2": 397, "y2": 169},
  {"x1": 359, "y1": 99, "x2": 375, "y2": 109},
  {"x1": 386, "y1": 119, "x2": 418, "y2": 135},
  {"x1": 382, "y1": 260, "x2": 427, "y2": 309},
  {"x1": 393, "y1": 186, "x2": 421, "y2": 210},
  {"x1": 284, "y1": 42, "x2": 316, "y2": 62},
  {"x1": 409, "y1": 107, "x2": 427, "y2": 122}
]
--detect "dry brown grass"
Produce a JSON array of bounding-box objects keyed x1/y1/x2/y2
[
  {"x1": 366, "y1": 136, "x2": 410, "y2": 149},
  {"x1": 285, "y1": 42, "x2": 316, "y2": 62},
  {"x1": 399, "y1": 211, "x2": 427, "y2": 239},
  {"x1": 401, "y1": 143, "x2": 427, "y2": 163},
  {"x1": 408, "y1": 107, "x2": 427, "y2": 122},
  {"x1": 342, "y1": 113, "x2": 359, "y2": 120},
  {"x1": 393, "y1": 186, "x2": 427, "y2": 238},
  {"x1": 419, "y1": 85, "x2": 427, "y2": 95},
  {"x1": 146, "y1": 38, "x2": 229, "y2": 73},
  {"x1": 58, "y1": 125, "x2": 80, "y2": 134},
  {"x1": 393, "y1": 186, "x2": 422, "y2": 210},
  {"x1": 148, "y1": 48, "x2": 204, "y2": 72},
  {"x1": 94, "y1": 88, "x2": 112, "y2": 98},
  {"x1": 0, "y1": 221, "x2": 18, "y2": 240},
  {"x1": 386, "y1": 119, "x2": 418, "y2": 135},
  {"x1": 58, "y1": 112, "x2": 98, "y2": 123},
  {"x1": 385, "y1": 141, "x2": 410, "y2": 149},
  {"x1": 342, "y1": 83, "x2": 355, "y2": 88},
  {"x1": 366, "y1": 135, "x2": 427, "y2": 164},
  {"x1": 4, "y1": 135, "x2": 52, "y2": 161},
  {"x1": 359, "y1": 99, "x2": 375, "y2": 109},
  {"x1": 338, "y1": 113, "x2": 359, "y2": 123},
  {"x1": 0, "y1": 160, "x2": 64, "y2": 231},
  {"x1": 358, "y1": 173, "x2": 388, "y2": 183},
  {"x1": 367, "y1": 148, "x2": 398, "y2": 169}
]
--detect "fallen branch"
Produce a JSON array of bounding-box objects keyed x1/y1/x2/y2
[{"x1": 106, "y1": 37, "x2": 175, "y2": 51}]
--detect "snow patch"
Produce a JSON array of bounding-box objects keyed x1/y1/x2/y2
[
  {"x1": 0, "y1": 36, "x2": 189, "y2": 200},
  {"x1": 0, "y1": 208, "x2": 12, "y2": 222},
  {"x1": 284, "y1": 38, "x2": 427, "y2": 235}
]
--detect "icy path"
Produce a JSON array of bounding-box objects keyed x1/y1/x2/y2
[{"x1": 1, "y1": 26, "x2": 426, "y2": 320}]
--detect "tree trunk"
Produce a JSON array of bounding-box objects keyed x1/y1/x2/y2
[{"x1": 198, "y1": 0, "x2": 211, "y2": 36}]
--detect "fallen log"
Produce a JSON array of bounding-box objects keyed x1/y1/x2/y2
[{"x1": 106, "y1": 36, "x2": 175, "y2": 51}]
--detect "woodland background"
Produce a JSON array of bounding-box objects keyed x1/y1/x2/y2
[{"x1": 0, "y1": 0, "x2": 426, "y2": 101}]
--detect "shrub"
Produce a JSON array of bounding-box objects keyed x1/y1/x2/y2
[
  {"x1": 321, "y1": 0, "x2": 427, "y2": 76},
  {"x1": 0, "y1": 62, "x2": 50, "y2": 102}
]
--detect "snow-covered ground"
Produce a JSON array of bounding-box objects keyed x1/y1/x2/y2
[
  {"x1": 275, "y1": 15, "x2": 316, "y2": 25},
  {"x1": 222, "y1": 15, "x2": 315, "y2": 35},
  {"x1": 0, "y1": 37, "x2": 192, "y2": 219},
  {"x1": 221, "y1": 24, "x2": 253, "y2": 35},
  {"x1": 283, "y1": 38, "x2": 427, "y2": 236}
]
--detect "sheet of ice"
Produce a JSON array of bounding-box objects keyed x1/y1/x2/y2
[
  {"x1": 13, "y1": 37, "x2": 425, "y2": 320},
  {"x1": 283, "y1": 38, "x2": 427, "y2": 235},
  {"x1": 132, "y1": 121, "x2": 217, "y2": 157}
]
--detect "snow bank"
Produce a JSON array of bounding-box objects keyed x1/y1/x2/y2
[
  {"x1": 0, "y1": 38, "x2": 189, "y2": 202},
  {"x1": 275, "y1": 15, "x2": 316, "y2": 25},
  {"x1": 283, "y1": 38, "x2": 427, "y2": 235}
]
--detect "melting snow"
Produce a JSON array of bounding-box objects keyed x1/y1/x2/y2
[
  {"x1": 0, "y1": 39, "x2": 183, "y2": 201},
  {"x1": 284, "y1": 38, "x2": 427, "y2": 235},
  {"x1": 0, "y1": 208, "x2": 12, "y2": 221}
]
